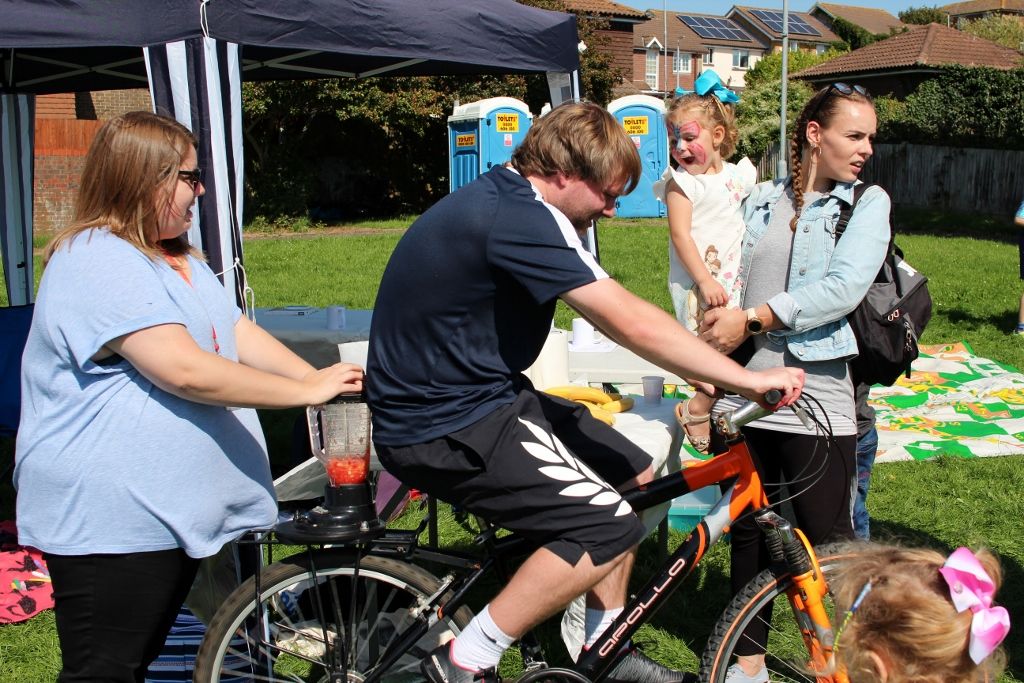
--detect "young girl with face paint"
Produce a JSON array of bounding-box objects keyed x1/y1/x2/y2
[{"x1": 652, "y1": 71, "x2": 756, "y2": 454}]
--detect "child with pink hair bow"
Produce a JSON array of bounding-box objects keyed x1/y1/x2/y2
[{"x1": 830, "y1": 544, "x2": 1009, "y2": 683}]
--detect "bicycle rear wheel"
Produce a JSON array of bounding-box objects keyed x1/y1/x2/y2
[
  {"x1": 699, "y1": 543, "x2": 849, "y2": 683},
  {"x1": 194, "y1": 549, "x2": 473, "y2": 683}
]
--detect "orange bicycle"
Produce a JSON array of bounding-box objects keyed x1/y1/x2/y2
[{"x1": 194, "y1": 391, "x2": 852, "y2": 683}]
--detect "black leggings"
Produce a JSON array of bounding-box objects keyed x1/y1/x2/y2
[
  {"x1": 718, "y1": 426, "x2": 856, "y2": 657},
  {"x1": 45, "y1": 549, "x2": 201, "y2": 683}
]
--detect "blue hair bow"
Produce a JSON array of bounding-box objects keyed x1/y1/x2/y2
[{"x1": 675, "y1": 71, "x2": 740, "y2": 104}]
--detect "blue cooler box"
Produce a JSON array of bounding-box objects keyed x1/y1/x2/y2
[{"x1": 668, "y1": 485, "x2": 719, "y2": 533}]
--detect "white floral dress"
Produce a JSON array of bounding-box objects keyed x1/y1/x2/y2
[{"x1": 652, "y1": 157, "x2": 757, "y2": 332}]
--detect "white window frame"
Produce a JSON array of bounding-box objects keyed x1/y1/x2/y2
[
  {"x1": 789, "y1": 40, "x2": 799, "y2": 52},
  {"x1": 703, "y1": 47, "x2": 715, "y2": 65},
  {"x1": 732, "y1": 49, "x2": 750, "y2": 69},
  {"x1": 673, "y1": 49, "x2": 692, "y2": 74},
  {"x1": 816, "y1": 44, "x2": 827, "y2": 55},
  {"x1": 645, "y1": 48, "x2": 659, "y2": 89}
]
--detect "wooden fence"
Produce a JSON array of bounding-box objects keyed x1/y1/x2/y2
[{"x1": 753, "y1": 142, "x2": 1024, "y2": 216}]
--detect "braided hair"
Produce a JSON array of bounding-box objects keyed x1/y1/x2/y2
[{"x1": 789, "y1": 85, "x2": 874, "y2": 230}]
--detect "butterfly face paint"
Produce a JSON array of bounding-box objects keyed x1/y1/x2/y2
[{"x1": 667, "y1": 116, "x2": 718, "y2": 175}]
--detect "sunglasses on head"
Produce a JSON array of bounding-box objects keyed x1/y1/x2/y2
[
  {"x1": 177, "y1": 168, "x2": 203, "y2": 191},
  {"x1": 806, "y1": 82, "x2": 870, "y2": 123}
]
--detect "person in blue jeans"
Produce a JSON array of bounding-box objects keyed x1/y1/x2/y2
[
  {"x1": 1015, "y1": 198, "x2": 1024, "y2": 334},
  {"x1": 853, "y1": 381, "x2": 877, "y2": 540}
]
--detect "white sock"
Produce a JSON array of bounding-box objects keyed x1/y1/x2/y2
[
  {"x1": 450, "y1": 604, "x2": 515, "y2": 672},
  {"x1": 584, "y1": 607, "x2": 624, "y2": 649}
]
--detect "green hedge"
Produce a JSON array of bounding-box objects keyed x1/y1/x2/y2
[{"x1": 877, "y1": 66, "x2": 1024, "y2": 150}]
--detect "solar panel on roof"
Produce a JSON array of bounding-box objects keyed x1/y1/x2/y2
[
  {"x1": 749, "y1": 9, "x2": 822, "y2": 36},
  {"x1": 678, "y1": 14, "x2": 752, "y2": 42}
]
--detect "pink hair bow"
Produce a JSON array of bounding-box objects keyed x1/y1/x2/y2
[{"x1": 938, "y1": 547, "x2": 1010, "y2": 664}]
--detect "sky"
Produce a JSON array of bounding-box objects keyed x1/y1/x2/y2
[{"x1": 615, "y1": 0, "x2": 918, "y2": 18}]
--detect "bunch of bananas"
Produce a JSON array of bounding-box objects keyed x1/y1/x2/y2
[{"x1": 543, "y1": 385, "x2": 634, "y2": 425}]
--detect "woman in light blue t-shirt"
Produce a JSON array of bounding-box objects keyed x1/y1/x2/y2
[{"x1": 14, "y1": 111, "x2": 364, "y2": 682}]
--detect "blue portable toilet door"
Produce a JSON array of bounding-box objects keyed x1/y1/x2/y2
[
  {"x1": 480, "y1": 107, "x2": 530, "y2": 175},
  {"x1": 611, "y1": 102, "x2": 668, "y2": 219}
]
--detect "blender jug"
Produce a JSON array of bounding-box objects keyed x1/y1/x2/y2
[
  {"x1": 277, "y1": 393, "x2": 383, "y2": 544},
  {"x1": 307, "y1": 393, "x2": 371, "y2": 486}
]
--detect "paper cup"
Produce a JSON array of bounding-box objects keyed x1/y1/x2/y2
[
  {"x1": 641, "y1": 375, "x2": 665, "y2": 405},
  {"x1": 326, "y1": 306, "x2": 347, "y2": 330},
  {"x1": 571, "y1": 318, "x2": 595, "y2": 347}
]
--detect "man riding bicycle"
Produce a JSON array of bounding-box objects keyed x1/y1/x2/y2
[{"x1": 366, "y1": 101, "x2": 802, "y2": 683}]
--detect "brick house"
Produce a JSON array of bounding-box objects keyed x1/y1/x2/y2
[
  {"x1": 632, "y1": 10, "x2": 769, "y2": 96},
  {"x1": 561, "y1": 0, "x2": 649, "y2": 93},
  {"x1": 808, "y1": 3, "x2": 905, "y2": 37},
  {"x1": 794, "y1": 22, "x2": 1022, "y2": 97},
  {"x1": 939, "y1": 0, "x2": 1024, "y2": 25},
  {"x1": 728, "y1": 6, "x2": 840, "y2": 55},
  {"x1": 33, "y1": 90, "x2": 151, "y2": 234}
]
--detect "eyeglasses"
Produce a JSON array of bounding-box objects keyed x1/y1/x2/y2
[
  {"x1": 806, "y1": 83, "x2": 870, "y2": 123},
  {"x1": 177, "y1": 168, "x2": 203, "y2": 191}
]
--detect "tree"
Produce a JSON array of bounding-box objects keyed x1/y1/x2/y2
[
  {"x1": 240, "y1": 0, "x2": 622, "y2": 222},
  {"x1": 961, "y1": 14, "x2": 1024, "y2": 50},
  {"x1": 743, "y1": 48, "x2": 847, "y2": 90},
  {"x1": 830, "y1": 16, "x2": 891, "y2": 50},
  {"x1": 734, "y1": 49, "x2": 845, "y2": 160},
  {"x1": 899, "y1": 6, "x2": 948, "y2": 25}
]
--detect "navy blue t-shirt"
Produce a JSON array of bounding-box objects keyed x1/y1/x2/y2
[{"x1": 367, "y1": 166, "x2": 608, "y2": 445}]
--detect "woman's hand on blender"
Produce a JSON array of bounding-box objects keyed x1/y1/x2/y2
[
  {"x1": 303, "y1": 363, "x2": 364, "y2": 404},
  {"x1": 740, "y1": 367, "x2": 804, "y2": 409}
]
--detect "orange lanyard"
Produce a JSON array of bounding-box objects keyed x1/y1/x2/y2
[{"x1": 162, "y1": 252, "x2": 220, "y2": 354}]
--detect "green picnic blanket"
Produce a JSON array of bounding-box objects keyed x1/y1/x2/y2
[
  {"x1": 873, "y1": 342, "x2": 1024, "y2": 462},
  {"x1": 672, "y1": 342, "x2": 1023, "y2": 462}
]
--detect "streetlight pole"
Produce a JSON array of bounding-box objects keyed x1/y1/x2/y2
[
  {"x1": 663, "y1": 0, "x2": 669, "y2": 94},
  {"x1": 777, "y1": 0, "x2": 790, "y2": 179}
]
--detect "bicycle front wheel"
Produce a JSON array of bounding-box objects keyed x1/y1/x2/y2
[
  {"x1": 194, "y1": 549, "x2": 473, "y2": 683},
  {"x1": 700, "y1": 543, "x2": 849, "y2": 683}
]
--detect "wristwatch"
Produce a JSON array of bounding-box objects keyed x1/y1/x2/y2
[{"x1": 745, "y1": 307, "x2": 766, "y2": 335}]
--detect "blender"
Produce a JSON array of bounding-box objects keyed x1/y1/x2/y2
[{"x1": 275, "y1": 393, "x2": 385, "y2": 543}]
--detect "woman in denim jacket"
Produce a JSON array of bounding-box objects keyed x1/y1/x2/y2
[{"x1": 699, "y1": 84, "x2": 890, "y2": 683}]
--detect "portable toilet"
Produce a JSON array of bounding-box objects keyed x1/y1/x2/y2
[
  {"x1": 607, "y1": 95, "x2": 668, "y2": 219},
  {"x1": 448, "y1": 97, "x2": 533, "y2": 192}
]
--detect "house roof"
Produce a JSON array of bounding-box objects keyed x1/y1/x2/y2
[
  {"x1": 811, "y1": 3, "x2": 905, "y2": 34},
  {"x1": 795, "y1": 22, "x2": 1023, "y2": 77},
  {"x1": 633, "y1": 10, "x2": 711, "y2": 52},
  {"x1": 561, "y1": 0, "x2": 647, "y2": 20},
  {"x1": 730, "y1": 6, "x2": 841, "y2": 42},
  {"x1": 938, "y1": 0, "x2": 1024, "y2": 16}
]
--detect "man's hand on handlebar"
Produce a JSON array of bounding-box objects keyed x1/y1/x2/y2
[{"x1": 741, "y1": 367, "x2": 804, "y2": 410}]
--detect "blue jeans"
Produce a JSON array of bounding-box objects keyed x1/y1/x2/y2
[{"x1": 853, "y1": 426, "x2": 879, "y2": 540}]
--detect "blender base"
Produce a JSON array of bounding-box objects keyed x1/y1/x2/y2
[{"x1": 275, "y1": 483, "x2": 385, "y2": 544}]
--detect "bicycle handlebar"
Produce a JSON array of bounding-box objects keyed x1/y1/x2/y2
[{"x1": 716, "y1": 390, "x2": 812, "y2": 438}]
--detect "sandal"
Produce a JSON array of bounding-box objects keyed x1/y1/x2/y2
[{"x1": 675, "y1": 399, "x2": 711, "y2": 454}]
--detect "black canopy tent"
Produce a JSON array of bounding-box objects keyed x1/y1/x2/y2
[{"x1": 1, "y1": 0, "x2": 580, "y2": 306}]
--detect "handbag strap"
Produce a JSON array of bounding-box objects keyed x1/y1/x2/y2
[
  {"x1": 835, "y1": 182, "x2": 874, "y2": 240},
  {"x1": 834, "y1": 183, "x2": 904, "y2": 296}
]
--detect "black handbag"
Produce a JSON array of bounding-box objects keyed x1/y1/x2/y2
[{"x1": 836, "y1": 184, "x2": 933, "y2": 386}]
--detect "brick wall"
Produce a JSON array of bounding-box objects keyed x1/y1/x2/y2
[
  {"x1": 594, "y1": 21, "x2": 637, "y2": 83},
  {"x1": 33, "y1": 89, "x2": 151, "y2": 235}
]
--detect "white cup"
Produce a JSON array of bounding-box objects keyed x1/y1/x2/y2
[
  {"x1": 326, "y1": 306, "x2": 347, "y2": 330},
  {"x1": 571, "y1": 318, "x2": 595, "y2": 347},
  {"x1": 641, "y1": 375, "x2": 665, "y2": 405}
]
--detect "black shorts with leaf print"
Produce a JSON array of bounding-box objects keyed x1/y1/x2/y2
[{"x1": 376, "y1": 386, "x2": 651, "y2": 567}]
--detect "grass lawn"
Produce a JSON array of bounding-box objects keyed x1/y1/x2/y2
[{"x1": 2, "y1": 206, "x2": 1023, "y2": 681}]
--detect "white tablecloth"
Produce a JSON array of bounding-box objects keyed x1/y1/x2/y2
[{"x1": 254, "y1": 307, "x2": 373, "y2": 368}]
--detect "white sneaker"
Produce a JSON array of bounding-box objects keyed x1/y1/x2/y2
[{"x1": 725, "y1": 662, "x2": 768, "y2": 683}]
